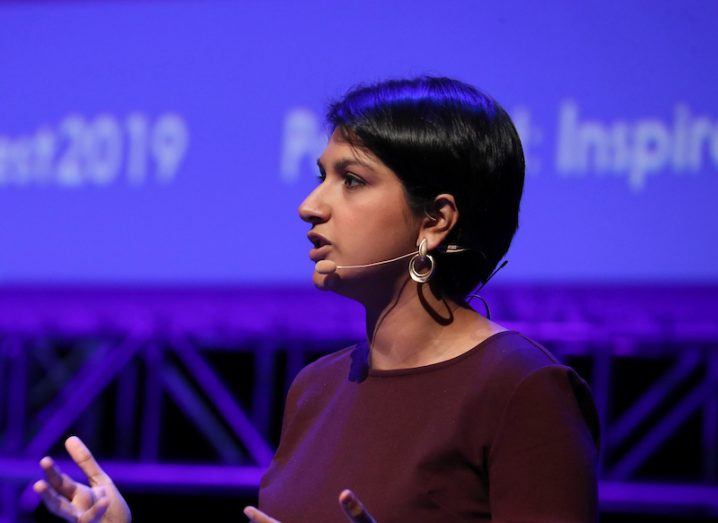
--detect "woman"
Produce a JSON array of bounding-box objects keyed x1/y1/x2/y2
[{"x1": 35, "y1": 77, "x2": 600, "y2": 522}]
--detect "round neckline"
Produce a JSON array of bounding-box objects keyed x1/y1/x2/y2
[{"x1": 367, "y1": 330, "x2": 516, "y2": 378}]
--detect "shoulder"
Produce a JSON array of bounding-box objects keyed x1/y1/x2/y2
[
  {"x1": 477, "y1": 330, "x2": 563, "y2": 389},
  {"x1": 481, "y1": 331, "x2": 601, "y2": 450},
  {"x1": 464, "y1": 331, "x2": 599, "y2": 446}
]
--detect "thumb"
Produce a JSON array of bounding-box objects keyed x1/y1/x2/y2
[
  {"x1": 65, "y1": 436, "x2": 110, "y2": 487},
  {"x1": 339, "y1": 489, "x2": 375, "y2": 523}
]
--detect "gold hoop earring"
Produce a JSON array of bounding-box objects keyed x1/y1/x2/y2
[{"x1": 409, "y1": 238, "x2": 434, "y2": 283}]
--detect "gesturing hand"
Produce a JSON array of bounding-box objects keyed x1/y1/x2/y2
[
  {"x1": 34, "y1": 436, "x2": 131, "y2": 523},
  {"x1": 244, "y1": 488, "x2": 376, "y2": 523}
]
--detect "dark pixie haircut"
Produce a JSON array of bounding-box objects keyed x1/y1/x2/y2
[{"x1": 327, "y1": 76, "x2": 525, "y2": 301}]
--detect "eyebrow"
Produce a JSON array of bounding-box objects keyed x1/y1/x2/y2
[{"x1": 316, "y1": 157, "x2": 375, "y2": 173}]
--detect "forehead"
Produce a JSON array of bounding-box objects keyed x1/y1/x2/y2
[{"x1": 319, "y1": 129, "x2": 386, "y2": 171}]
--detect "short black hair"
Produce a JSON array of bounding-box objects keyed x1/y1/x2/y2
[{"x1": 327, "y1": 76, "x2": 525, "y2": 301}]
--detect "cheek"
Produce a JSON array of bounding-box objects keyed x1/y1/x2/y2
[{"x1": 347, "y1": 192, "x2": 417, "y2": 246}]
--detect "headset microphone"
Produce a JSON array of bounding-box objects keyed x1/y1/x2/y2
[
  {"x1": 316, "y1": 245, "x2": 509, "y2": 320},
  {"x1": 314, "y1": 245, "x2": 468, "y2": 275},
  {"x1": 315, "y1": 251, "x2": 418, "y2": 274}
]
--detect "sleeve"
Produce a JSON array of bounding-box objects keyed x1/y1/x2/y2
[{"x1": 488, "y1": 364, "x2": 601, "y2": 523}]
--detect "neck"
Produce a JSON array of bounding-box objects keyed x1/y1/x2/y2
[{"x1": 361, "y1": 276, "x2": 497, "y2": 371}]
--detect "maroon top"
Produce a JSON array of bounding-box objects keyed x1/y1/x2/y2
[{"x1": 259, "y1": 331, "x2": 600, "y2": 522}]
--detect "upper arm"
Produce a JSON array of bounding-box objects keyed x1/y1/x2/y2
[{"x1": 488, "y1": 365, "x2": 600, "y2": 523}]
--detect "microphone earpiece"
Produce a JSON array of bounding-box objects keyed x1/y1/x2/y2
[{"x1": 315, "y1": 260, "x2": 338, "y2": 274}]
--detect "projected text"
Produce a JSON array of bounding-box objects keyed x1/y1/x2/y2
[{"x1": 0, "y1": 113, "x2": 189, "y2": 188}]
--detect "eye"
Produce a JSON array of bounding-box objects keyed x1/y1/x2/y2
[
  {"x1": 315, "y1": 169, "x2": 326, "y2": 184},
  {"x1": 343, "y1": 172, "x2": 366, "y2": 189}
]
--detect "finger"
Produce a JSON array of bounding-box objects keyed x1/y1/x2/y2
[
  {"x1": 243, "y1": 505, "x2": 281, "y2": 523},
  {"x1": 78, "y1": 497, "x2": 110, "y2": 523},
  {"x1": 34, "y1": 480, "x2": 80, "y2": 521},
  {"x1": 339, "y1": 489, "x2": 376, "y2": 523},
  {"x1": 40, "y1": 456, "x2": 77, "y2": 498},
  {"x1": 65, "y1": 436, "x2": 110, "y2": 486}
]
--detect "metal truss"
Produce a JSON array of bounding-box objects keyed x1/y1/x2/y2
[
  {"x1": 0, "y1": 333, "x2": 275, "y2": 521},
  {"x1": 552, "y1": 338, "x2": 718, "y2": 517},
  {"x1": 0, "y1": 285, "x2": 717, "y2": 521}
]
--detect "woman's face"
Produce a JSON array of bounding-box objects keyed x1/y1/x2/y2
[{"x1": 299, "y1": 129, "x2": 421, "y2": 299}]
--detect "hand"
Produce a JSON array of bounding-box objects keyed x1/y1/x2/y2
[
  {"x1": 34, "y1": 436, "x2": 132, "y2": 523},
  {"x1": 243, "y1": 488, "x2": 376, "y2": 523}
]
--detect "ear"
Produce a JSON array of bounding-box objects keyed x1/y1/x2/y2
[{"x1": 417, "y1": 193, "x2": 459, "y2": 251}]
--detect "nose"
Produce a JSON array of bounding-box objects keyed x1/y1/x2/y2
[{"x1": 298, "y1": 185, "x2": 330, "y2": 225}]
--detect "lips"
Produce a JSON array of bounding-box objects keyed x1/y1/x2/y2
[
  {"x1": 307, "y1": 232, "x2": 332, "y2": 262},
  {"x1": 307, "y1": 231, "x2": 331, "y2": 248},
  {"x1": 309, "y1": 244, "x2": 332, "y2": 262}
]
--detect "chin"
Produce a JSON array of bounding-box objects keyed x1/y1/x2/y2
[
  {"x1": 315, "y1": 272, "x2": 386, "y2": 306},
  {"x1": 312, "y1": 271, "x2": 340, "y2": 292}
]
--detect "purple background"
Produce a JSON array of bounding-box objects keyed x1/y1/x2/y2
[{"x1": 0, "y1": 0, "x2": 716, "y2": 284}]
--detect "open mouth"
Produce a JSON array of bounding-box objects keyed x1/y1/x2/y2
[{"x1": 308, "y1": 232, "x2": 331, "y2": 248}]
